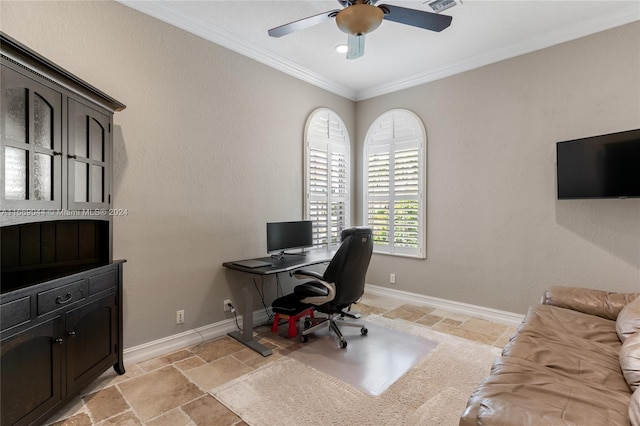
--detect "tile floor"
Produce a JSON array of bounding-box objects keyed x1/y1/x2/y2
[{"x1": 45, "y1": 292, "x2": 518, "y2": 426}]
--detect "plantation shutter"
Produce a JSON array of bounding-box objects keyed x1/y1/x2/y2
[
  {"x1": 367, "y1": 146, "x2": 391, "y2": 250},
  {"x1": 393, "y1": 142, "x2": 420, "y2": 251},
  {"x1": 308, "y1": 147, "x2": 329, "y2": 246},
  {"x1": 305, "y1": 109, "x2": 350, "y2": 250},
  {"x1": 364, "y1": 110, "x2": 425, "y2": 258}
]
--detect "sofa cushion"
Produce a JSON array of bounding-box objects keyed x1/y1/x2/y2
[
  {"x1": 504, "y1": 328, "x2": 620, "y2": 370},
  {"x1": 502, "y1": 337, "x2": 629, "y2": 393},
  {"x1": 515, "y1": 304, "x2": 621, "y2": 349},
  {"x1": 464, "y1": 357, "x2": 631, "y2": 426},
  {"x1": 617, "y1": 296, "x2": 640, "y2": 343},
  {"x1": 621, "y1": 332, "x2": 640, "y2": 391}
]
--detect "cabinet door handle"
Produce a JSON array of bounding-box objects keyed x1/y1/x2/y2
[
  {"x1": 55, "y1": 338, "x2": 64, "y2": 345},
  {"x1": 53, "y1": 151, "x2": 63, "y2": 156},
  {"x1": 67, "y1": 154, "x2": 77, "y2": 159},
  {"x1": 55, "y1": 292, "x2": 73, "y2": 304},
  {"x1": 68, "y1": 331, "x2": 76, "y2": 337}
]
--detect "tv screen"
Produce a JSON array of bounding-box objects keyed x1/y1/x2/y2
[
  {"x1": 556, "y1": 129, "x2": 640, "y2": 199},
  {"x1": 266, "y1": 220, "x2": 313, "y2": 253}
]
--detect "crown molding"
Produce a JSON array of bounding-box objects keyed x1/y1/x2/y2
[
  {"x1": 119, "y1": 1, "x2": 638, "y2": 103},
  {"x1": 356, "y1": 5, "x2": 640, "y2": 100},
  {"x1": 117, "y1": 0, "x2": 357, "y2": 100}
]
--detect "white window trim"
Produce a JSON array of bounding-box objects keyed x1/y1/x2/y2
[
  {"x1": 304, "y1": 108, "x2": 351, "y2": 251},
  {"x1": 362, "y1": 109, "x2": 426, "y2": 259}
]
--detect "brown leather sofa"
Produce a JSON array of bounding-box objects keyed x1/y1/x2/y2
[{"x1": 461, "y1": 286, "x2": 640, "y2": 425}]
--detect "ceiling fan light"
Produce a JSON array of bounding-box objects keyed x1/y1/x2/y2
[{"x1": 336, "y1": 4, "x2": 384, "y2": 36}]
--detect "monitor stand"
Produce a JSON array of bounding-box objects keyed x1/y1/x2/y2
[{"x1": 270, "y1": 251, "x2": 307, "y2": 262}]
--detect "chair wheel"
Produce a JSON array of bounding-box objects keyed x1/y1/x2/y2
[
  {"x1": 339, "y1": 340, "x2": 347, "y2": 349},
  {"x1": 300, "y1": 335, "x2": 308, "y2": 343},
  {"x1": 303, "y1": 320, "x2": 311, "y2": 329},
  {"x1": 361, "y1": 327, "x2": 368, "y2": 336}
]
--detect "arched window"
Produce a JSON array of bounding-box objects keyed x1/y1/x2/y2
[
  {"x1": 363, "y1": 109, "x2": 425, "y2": 258},
  {"x1": 304, "y1": 108, "x2": 351, "y2": 251}
]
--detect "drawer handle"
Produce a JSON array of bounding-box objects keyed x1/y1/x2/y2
[
  {"x1": 55, "y1": 292, "x2": 73, "y2": 304},
  {"x1": 68, "y1": 331, "x2": 76, "y2": 337},
  {"x1": 55, "y1": 338, "x2": 63, "y2": 345}
]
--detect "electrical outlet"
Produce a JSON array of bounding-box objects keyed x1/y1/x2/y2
[
  {"x1": 223, "y1": 299, "x2": 233, "y2": 312},
  {"x1": 176, "y1": 310, "x2": 184, "y2": 324},
  {"x1": 390, "y1": 273, "x2": 396, "y2": 284}
]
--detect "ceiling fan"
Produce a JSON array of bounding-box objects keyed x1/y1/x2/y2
[{"x1": 267, "y1": 0, "x2": 453, "y2": 59}]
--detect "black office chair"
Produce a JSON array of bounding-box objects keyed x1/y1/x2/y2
[{"x1": 271, "y1": 227, "x2": 373, "y2": 348}]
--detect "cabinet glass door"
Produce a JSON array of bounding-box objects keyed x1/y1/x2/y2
[
  {"x1": 67, "y1": 99, "x2": 110, "y2": 209},
  {"x1": 1, "y1": 68, "x2": 62, "y2": 209}
]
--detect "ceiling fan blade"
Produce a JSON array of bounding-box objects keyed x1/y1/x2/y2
[
  {"x1": 268, "y1": 9, "x2": 340, "y2": 38},
  {"x1": 346, "y1": 34, "x2": 365, "y2": 60},
  {"x1": 378, "y1": 4, "x2": 452, "y2": 32}
]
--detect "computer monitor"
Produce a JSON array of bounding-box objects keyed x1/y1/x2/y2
[{"x1": 266, "y1": 220, "x2": 313, "y2": 255}]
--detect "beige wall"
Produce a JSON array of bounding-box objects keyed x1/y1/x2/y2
[
  {"x1": 2, "y1": 1, "x2": 638, "y2": 348},
  {"x1": 356, "y1": 22, "x2": 640, "y2": 314},
  {"x1": 1, "y1": 1, "x2": 355, "y2": 347}
]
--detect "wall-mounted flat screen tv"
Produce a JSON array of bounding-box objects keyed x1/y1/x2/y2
[{"x1": 556, "y1": 128, "x2": 640, "y2": 199}]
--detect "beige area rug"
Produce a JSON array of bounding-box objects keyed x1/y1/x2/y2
[{"x1": 210, "y1": 315, "x2": 501, "y2": 425}]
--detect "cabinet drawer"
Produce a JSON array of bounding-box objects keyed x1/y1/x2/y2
[
  {"x1": 0, "y1": 296, "x2": 31, "y2": 331},
  {"x1": 89, "y1": 269, "x2": 117, "y2": 295},
  {"x1": 37, "y1": 280, "x2": 86, "y2": 316}
]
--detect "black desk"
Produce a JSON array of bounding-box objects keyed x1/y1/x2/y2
[{"x1": 223, "y1": 250, "x2": 335, "y2": 356}]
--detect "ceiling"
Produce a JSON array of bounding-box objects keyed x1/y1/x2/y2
[{"x1": 119, "y1": 1, "x2": 639, "y2": 101}]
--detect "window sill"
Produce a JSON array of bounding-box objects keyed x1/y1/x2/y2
[{"x1": 372, "y1": 250, "x2": 426, "y2": 260}]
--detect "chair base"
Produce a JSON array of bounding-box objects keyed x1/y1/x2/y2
[
  {"x1": 271, "y1": 308, "x2": 315, "y2": 338},
  {"x1": 300, "y1": 312, "x2": 368, "y2": 349}
]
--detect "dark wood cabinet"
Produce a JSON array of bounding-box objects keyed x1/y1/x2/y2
[
  {"x1": 1, "y1": 55, "x2": 114, "y2": 212},
  {"x1": 0, "y1": 317, "x2": 63, "y2": 426},
  {"x1": 64, "y1": 291, "x2": 119, "y2": 395},
  {"x1": 0, "y1": 262, "x2": 125, "y2": 426},
  {"x1": 1, "y1": 68, "x2": 63, "y2": 210},
  {"x1": 0, "y1": 33, "x2": 126, "y2": 426},
  {"x1": 1, "y1": 32, "x2": 124, "y2": 221},
  {"x1": 67, "y1": 99, "x2": 112, "y2": 210}
]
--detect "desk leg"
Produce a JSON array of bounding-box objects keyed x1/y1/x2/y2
[{"x1": 227, "y1": 282, "x2": 272, "y2": 357}]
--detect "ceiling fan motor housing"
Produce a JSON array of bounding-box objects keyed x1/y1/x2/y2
[{"x1": 336, "y1": 4, "x2": 384, "y2": 36}]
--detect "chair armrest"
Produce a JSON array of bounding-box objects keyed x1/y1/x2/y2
[
  {"x1": 294, "y1": 282, "x2": 328, "y2": 298},
  {"x1": 541, "y1": 286, "x2": 639, "y2": 320},
  {"x1": 292, "y1": 269, "x2": 324, "y2": 281},
  {"x1": 292, "y1": 269, "x2": 335, "y2": 305},
  {"x1": 296, "y1": 279, "x2": 335, "y2": 306}
]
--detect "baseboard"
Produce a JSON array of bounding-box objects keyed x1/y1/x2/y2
[
  {"x1": 123, "y1": 310, "x2": 271, "y2": 365},
  {"x1": 124, "y1": 288, "x2": 523, "y2": 365},
  {"x1": 364, "y1": 284, "x2": 525, "y2": 327}
]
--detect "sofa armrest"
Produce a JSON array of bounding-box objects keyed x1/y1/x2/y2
[{"x1": 541, "y1": 286, "x2": 638, "y2": 321}]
